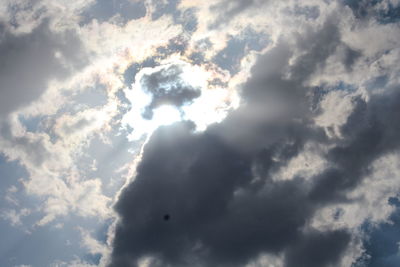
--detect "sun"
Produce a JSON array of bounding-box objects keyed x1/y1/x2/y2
[
  {"x1": 151, "y1": 105, "x2": 182, "y2": 127},
  {"x1": 121, "y1": 58, "x2": 236, "y2": 140}
]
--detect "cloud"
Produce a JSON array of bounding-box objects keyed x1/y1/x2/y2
[
  {"x1": 0, "y1": 0, "x2": 400, "y2": 266},
  {"x1": 107, "y1": 16, "x2": 358, "y2": 267},
  {"x1": 284, "y1": 229, "x2": 351, "y2": 267},
  {"x1": 108, "y1": 2, "x2": 400, "y2": 265},
  {"x1": 0, "y1": 208, "x2": 31, "y2": 227},
  {"x1": 0, "y1": 20, "x2": 87, "y2": 115},
  {"x1": 309, "y1": 87, "x2": 400, "y2": 203}
]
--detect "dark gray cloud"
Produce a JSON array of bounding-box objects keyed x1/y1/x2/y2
[
  {"x1": 285, "y1": 229, "x2": 351, "y2": 267},
  {"x1": 107, "y1": 18, "x2": 375, "y2": 267},
  {"x1": 110, "y1": 120, "x2": 327, "y2": 267},
  {"x1": 0, "y1": 21, "x2": 87, "y2": 115},
  {"x1": 290, "y1": 19, "x2": 341, "y2": 81},
  {"x1": 310, "y1": 85, "x2": 400, "y2": 203},
  {"x1": 139, "y1": 65, "x2": 201, "y2": 119},
  {"x1": 340, "y1": 45, "x2": 362, "y2": 72}
]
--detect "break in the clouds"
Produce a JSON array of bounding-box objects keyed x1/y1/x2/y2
[
  {"x1": 1, "y1": 0, "x2": 400, "y2": 267},
  {"x1": 138, "y1": 63, "x2": 201, "y2": 119}
]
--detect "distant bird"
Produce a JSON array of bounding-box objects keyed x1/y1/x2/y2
[{"x1": 163, "y1": 214, "x2": 170, "y2": 221}]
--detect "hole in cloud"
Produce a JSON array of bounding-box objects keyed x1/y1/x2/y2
[
  {"x1": 122, "y1": 59, "x2": 235, "y2": 140},
  {"x1": 151, "y1": 106, "x2": 182, "y2": 127},
  {"x1": 139, "y1": 64, "x2": 201, "y2": 119}
]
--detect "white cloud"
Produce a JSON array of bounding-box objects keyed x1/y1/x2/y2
[
  {"x1": 315, "y1": 91, "x2": 361, "y2": 139},
  {"x1": 0, "y1": 208, "x2": 31, "y2": 227}
]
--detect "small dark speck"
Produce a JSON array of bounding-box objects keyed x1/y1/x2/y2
[{"x1": 163, "y1": 214, "x2": 170, "y2": 221}]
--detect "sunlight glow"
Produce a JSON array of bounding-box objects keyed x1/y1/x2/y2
[
  {"x1": 122, "y1": 59, "x2": 236, "y2": 140},
  {"x1": 152, "y1": 105, "x2": 182, "y2": 126}
]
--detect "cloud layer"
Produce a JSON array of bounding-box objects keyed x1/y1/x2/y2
[
  {"x1": 109, "y1": 8, "x2": 400, "y2": 267},
  {"x1": 1, "y1": 0, "x2": 400, "y2": 266}
]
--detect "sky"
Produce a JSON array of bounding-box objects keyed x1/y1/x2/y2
[{"x1": 1, "y1": 0, "x2": 400, "y2": 266}]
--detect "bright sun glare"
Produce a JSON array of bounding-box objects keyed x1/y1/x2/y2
[
  {"x1": 151, "y1": 105, "x2": 182, "y2": 127},
  {"x1": 121, "y1": 59, "x2": 236, "y2": 140}
]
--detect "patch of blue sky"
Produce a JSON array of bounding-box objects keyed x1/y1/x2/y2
[
  {"x1": 5, "y1": 212, "x2": 110, "y2": 267},
  {"x1": 151, "y1": 0, "x2": 198, "y2": 35},
  {"x1": 83, "y1": 253, "x2": 102, "y2": 265},
  {"x1": 177, "y1": 7, "x2": 198, "y2": 33},
  {"x1": 377, "y1": 4, "x2": 400, "y2": 24},
  {"x1": 78, "y1": 132, "x2": 139, "y2": 197},
  {"x1": 308, "y1": 82, "x2": 357, "y2": 111},
  {"x1": 0, "y1": 219, "x2": 30, "y2": 267},
  {"x1": 0, "y1": 155, "x2": 28, "y2": 197},
  {"x1": 93, "y1": 217, "x2": 113, "y2": 244},
  {"x1": 336, "y1": 81, "x2": 358, "y2": 91},
  {"x1": 0, "y1": 154, "x2": 37, "y2": 203},
  {"x1": 0, "y1": 155, "x2": 53, "y2": 235},
  {"x1": 365, "y1": 75, "x2": 389, "y2": 91},
  {"x1": 343, "y1": 0, "x2": 400, "y2": 24},
  {"x1": 115, "y1": 87, "x2": 131, "y2": 110},
  {"x1": 151, "y1": 0, "x2": 180, "y2": 21},
  {"x1": 213, "y1": 28, "x2": 270, "y2": 75},
  {"x1": 0, "y1": 218, "x2": 83, "y2": 267},
  {"x1": 343, "y1": 0, "x2": 381, "y2": 19},
  {"x1": 188, "y1": 38, "x2": 213, "y2": 64},
  {"x1": 18, "y1": 115, "x2": 45, "y2": 133},
  {"x1": 353, "y1": 197, "x2": 400, "y2": 267},
  {"x1": 326, "y1": 81, "x2": 358, "y2": 92},
  {"x1": 157, "y1": 37, "x2": 191, "y2": 60},
  {"x1": 71, "y1": 84, "x2": 109, "y2": 109},
  {"x1": 0, "y1": 119, "x2": 131, "y2": 266},
  {"x1": 49, "y1": 215, "x2": 111, "y2": 265},
  {"x1": 80, "y1": 218, "x2": 114, "y2": 265},
  {"x1": 123, "y1": 58, "x2": 157, "y2": 87},
  {"x1": 283, "y1": 4, "x2": 320, "y2": 20},
  {"x1": 80, "y1": 0, "x2": 146, "y2": 25}
]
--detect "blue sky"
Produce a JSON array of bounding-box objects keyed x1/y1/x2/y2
[{"x1": 1, "y1": 0, "x2": 400, "y2": 266}]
